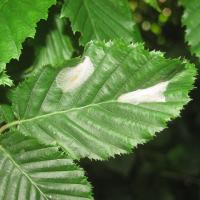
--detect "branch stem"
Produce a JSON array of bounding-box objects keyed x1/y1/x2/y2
[{"x1": 0, "y1": 121, "x2": 20, "y2": 134}]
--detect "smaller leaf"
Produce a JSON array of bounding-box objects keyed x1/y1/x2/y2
[
  {"x1": 181, "y1": 0, "x2": 200, "y2": 59},
  {"x1": 0, "y1": 0, "x2": 57, "y2": 85},
  {"x1": 61, "y1": 0, "x2": 142, "y2": 45},
  {"x1": 0, "y1": 131, "x2": 93, "y2": 200},
  {"x1": 32, "y1": 16, "x2": 74, "y2": 71}
]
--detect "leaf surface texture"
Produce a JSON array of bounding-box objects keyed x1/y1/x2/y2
[
  {"x1": 9, "y1": 41, "x2": 196, "y2": 160},
  {"x1": 0, "y1": 132, "x2": 92, "y2": 200}
]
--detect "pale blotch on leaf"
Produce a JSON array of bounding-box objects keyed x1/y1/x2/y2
[
  {"x1": 56, "y1": 56, "x2": 94, "y2": 92},
  {"x1": 118, "y1": 81, "x2": 170, "y2": 104}
]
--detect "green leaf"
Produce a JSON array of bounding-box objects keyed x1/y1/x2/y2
[
  {"x1": 2, "y1": 41, "x2": 196, "y2": 160},
  {"x1": 61, "y1": 0, "x2": 142, "y2": 45},
  {"x1": 182, "y1": 0, "x2": 200, "y2": 59},
  {"x1": 0, "y1": 131, "x2": 93, "y2": 200},
  {"x1": 32, "y1": 16, "x2": 74, "y2": 71},
  {"x1": 144, "y1": 0, "x2": 160, "y2": 12},
  {"x1": 0, "y1": 0, "x2": 56, "y2": 84}
]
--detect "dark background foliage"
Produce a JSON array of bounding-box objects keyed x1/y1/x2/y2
[{"x1": 0, "y1": 0, "x2": 200, "y2": 199}]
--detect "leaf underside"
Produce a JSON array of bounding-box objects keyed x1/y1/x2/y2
[
  {"x1": 0, "y1": 131, "x2": 92, "y2": 200},
  {"x1": 9, "y1": 40, "x2": 196, "y2": 160},
  {"x1": 32, "y1": 16, "x2": 74, "y2": 72},
  {"x1": 61, "y1": 0, "x2": 142, "y2": 45},
  {"x1": 0, "y1": 0, "x2": 56, "y2": 85},
  {"x1": 182, "y1": 0, "x2": 200, "y2": 59}
]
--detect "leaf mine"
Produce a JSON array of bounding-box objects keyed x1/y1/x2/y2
[
  {"x1": 117, "y1": 81, "x2": 170, "y2": 105},
  {"x1": 56, "y1": 56, "x2": 94, "y2": 92}
]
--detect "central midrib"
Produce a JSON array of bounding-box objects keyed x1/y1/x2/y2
[{"x1": 0, "y1": 100, "x2": 116, "y2": 133}]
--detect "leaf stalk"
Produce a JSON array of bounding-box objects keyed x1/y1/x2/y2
[{"x1": 0, "y1": 121, "x2": 19, "y2": 134}]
